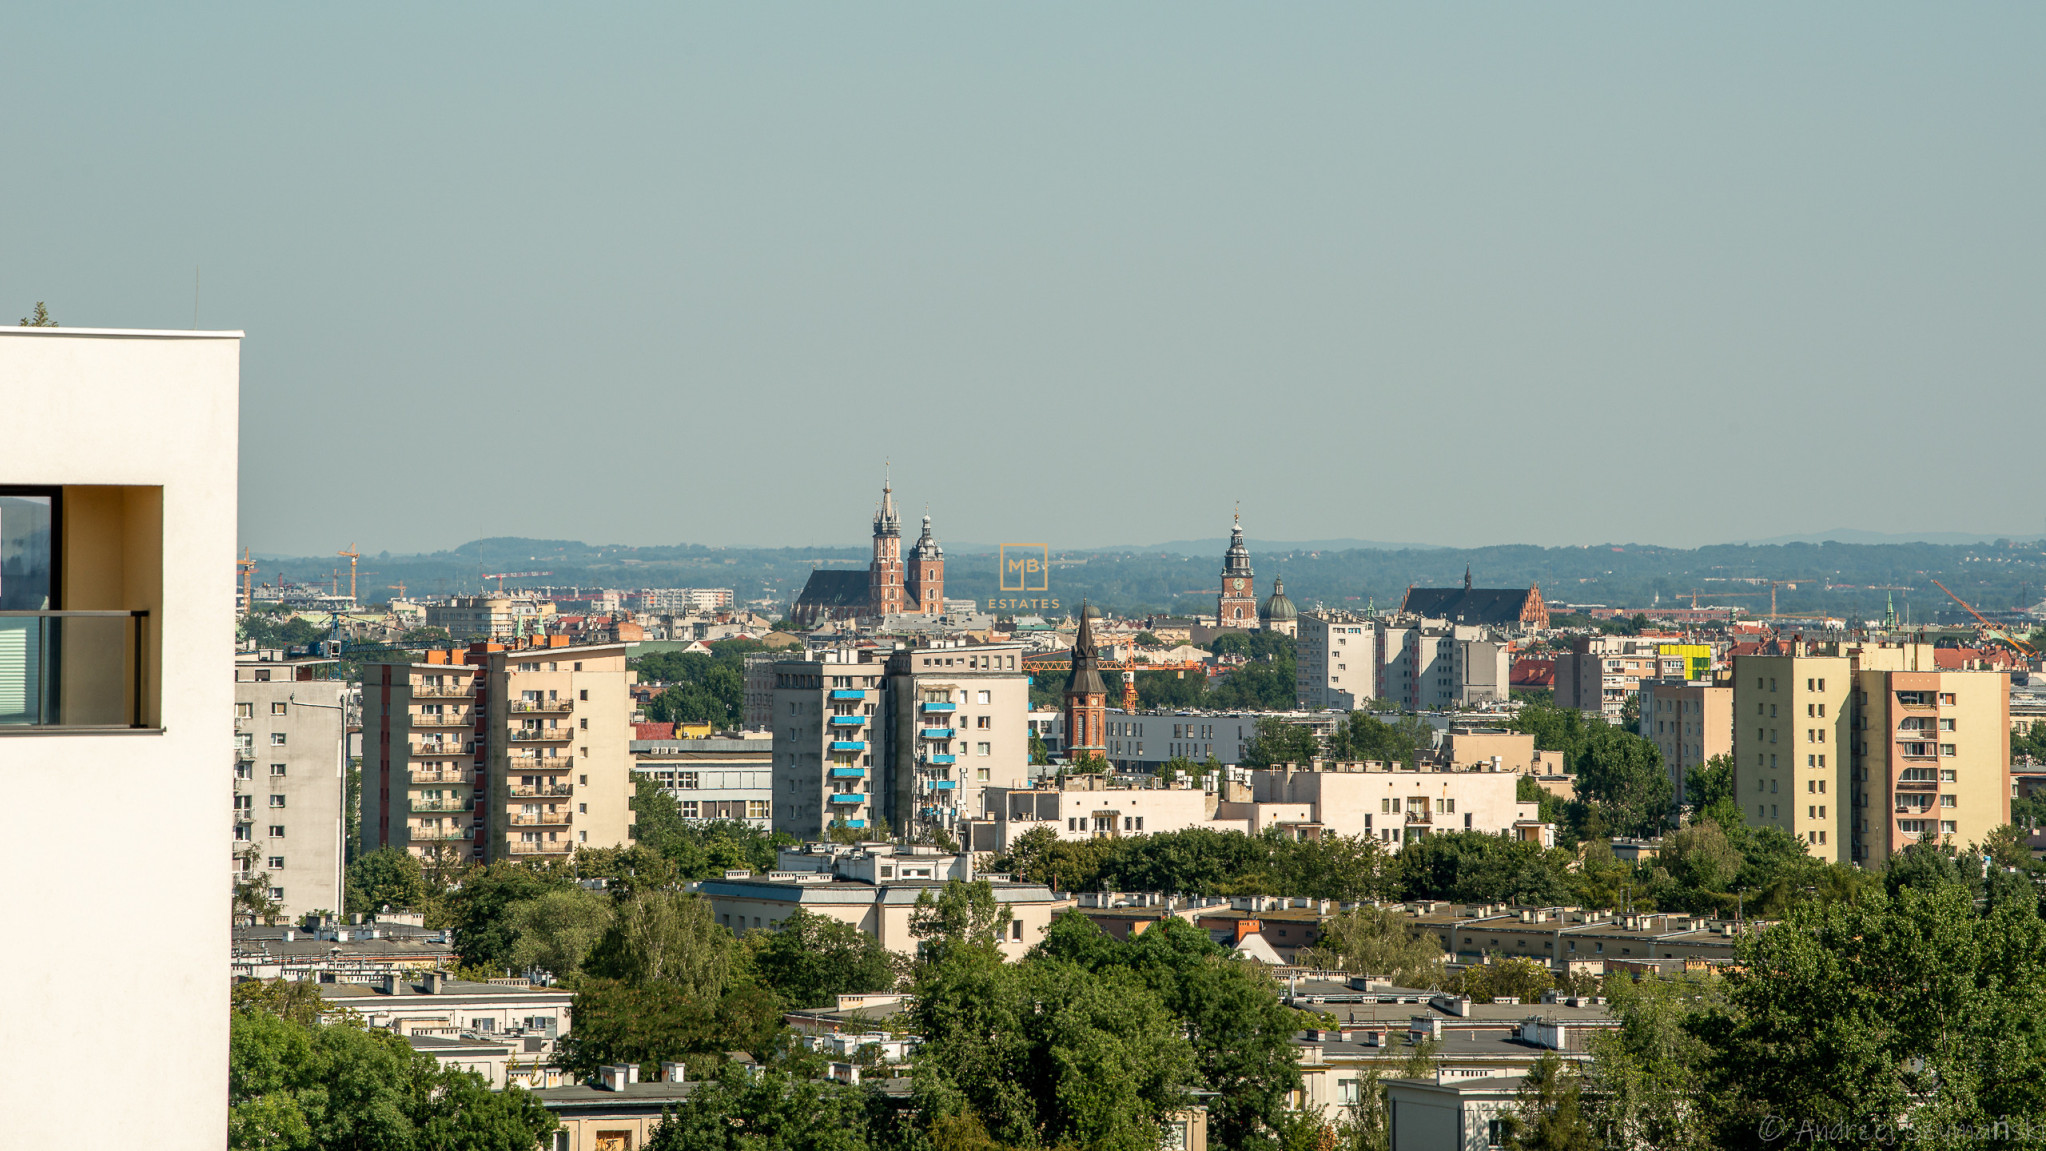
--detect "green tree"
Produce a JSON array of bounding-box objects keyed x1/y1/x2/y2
[
  {"x1": 1692, "y1": 881, "x2": 2046, "y2": 1148},
  {"x1": 19, "y1": 300, "x2": 55, "y2": 326},
  {"x1": 235, "y1": 847, "x2": 285, "y2": 924},
  {"x1": 586, "y1": 890, "x2": 737, "y2": 996},
  {"x1": 558, "y1": 978, "x2": 783, "y2": 1082},
  {"x1": 1395, "y1": 831, "x2": 1574, "y2": 906},
  {"x1": 1327, "y1": 712, "x2": 1431, "y2": 768},
  {"x1": 1573, "y1": 726, "x2": 1672, "y2": 838},
  {"x1": 506, "y1": 887, "x2": 616, "y2": 982},
  {"x1": 645, "y1": 1065, "x2": 882, "y2": 1151},
  {"x1": 1683, "y1": 754, "x2": 1736, "y2": 810},
  {"x1": 751, "y1": 908, "x2": 900, "y2": 1009},
  {"x1": 1498, "y1": 1053, "x2": 1595, "y2": 1151},
  {"x1": 1298, "y1": 904, "x2": 1445, "y2": 987},
  {"x1": 909, "y1": 878, "x2": 1014, "y2": 958},
  {"x1": 1239, "y1": 716, "x2": 1320, "y2": 769},
  {"x1": 345, "y1": 846, "x2": 428, "y2": 916},
  {"x1": 230, "y1": 1007, "x2": 556, "y2": 1151},
  {"x1": 573, "y1": 843, "x2": 683, "y2": 897},
  {"x1": 1451, "y1": 957, "x2": 1555, "y2": 1004},
  {"x1": 1654, "y1": 820, "x2": 1743, "y2": 910},
  {"x1": 1583, "y1": 973, "x2": 1723, "y2": 1151},
  {"x1": 448, "y1": 860, "x2": 576, "y2": 973}
]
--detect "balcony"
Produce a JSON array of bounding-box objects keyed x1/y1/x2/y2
[
  {"x1": 235, "y1": 744, "x2": 256, "y2": 762},
  {"x1": 510, "y1": 699, "x2": 575, "y2": 714},
  {"x1": 0, "y1": 610, "x2": 151, "y2": 729},
  {"x1": 926, "y1": 754, "x2": 958, "y2": 765},
  {"x1": 412, "y1": 711, "x2": 473, "y2": 727},
  {"x1": 829, "y1": 715, "x2": 867, "y2": 728},
  {"x1": 830, "y1": 689, "x2": 867, "y2": 700},
  {"x1": 509, "y1": 811, "x2": 572, "y2": 826},
  {"x1": 507, "y1": 753, "x2": 573, "y2": 768},
  {"x1": 408, "y1": 741, "x2": 471, "y2": 757},
  {"x1": 830, "y1": 740, "x2": 867, "y2": 752},
  {"x1": 926, "y1": 780, "x2": 957, "y2": 791},
  {"x1": 510, "y1": 841, "x2": 568, "y2": 856},
  {"x1": 410, "y1": 768, "x2": 468, "y2": 785},
  {"x1": 830, "y1": 767, "x2": 867, "y2": 778},
  {"x1": 921, "y1": 727, "x2": 955, "y2": 740},
  {"x1": 921, "y1": 701, "x2": 956, "y2": 713},
  {"x1": 411, "y1": 798, "x2": 472, "y2": 813},
  {"x1": 829, "y1": 793, "x2": 867, "y2": 805},
  {"x1": 509, "y1": 727, "x2": 572, "y2": 743},
  {"x1": 509, "y1": 783, "x2": 574, "y2": 797},
  {"x1": 409, "y1": 826, "x2": 471, "y2": 841},
  {"x1": 413, "y1": 682, "x2": 474, "y2": 699}
]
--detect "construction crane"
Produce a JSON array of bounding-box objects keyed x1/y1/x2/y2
[
  {"x1": 388, "y1": 581, "x2": 409, "y2": 600},
  {"x1": 1929, "y1": 579, "x2": 2039, "y2": 657},
  {"x1": 237, "y1": 548, "x2": 258, "y2": 611},
  {"x1": 483, "y1": 570, "x2": 553, "y2": 593},
  {"x1": 337, "y1": 543, "x2": 362, "y2": 600}
]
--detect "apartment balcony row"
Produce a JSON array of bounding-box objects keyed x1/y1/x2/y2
[
  {"x1": 410, "y1": 798, "x2": 473, "y2": 813},
  {"x1": 410, "y1": 711, "x2": 474, "y2": 728},
  {"x1": 510, "y1": 840, "x2": 571, "y2": 856},
  {"x1": 510, "y1": 698, "x2": 575, "y2": 714},
  {"x1": 409, "y1": 826, "x2": 473, "y2": 841},
  {"x1": 408, "y1": 741, "x2": 473, "y2": 757},
  {"x1": 509, "y1": 783, "x2": 574, "y2": 797},
  {"x1": 507, "y1": 754, "x2": 574, "y2": 768}
]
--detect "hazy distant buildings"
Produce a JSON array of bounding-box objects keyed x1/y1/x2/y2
[{"x1": 1295, "y1": 611, "x2": 1510, "y2": 711}]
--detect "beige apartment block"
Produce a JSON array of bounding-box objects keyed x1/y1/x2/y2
[
  {"x1": 359, "y1": 654, "x2": 482, "y2": 867},
  {"x1": 1733, "y1": 653, "x2": 1855, "y2": 861},
  {"x1": 2, "y1": 325, "x2": 242, "y2": 1149},
  {"x1": 425, "y1": 594, "x2": 556, "y2": 641},
  {"x1": 1849, "y1": 651, "x2": 2009, "y2": 862},
  {"x1": 234, "y1": 655, "x2": 348, "y2": 918},
  {"x1": 482, "y1": 639, "x2": 635, "y2": 861},
  {"x1": 1639, "y1": 680, "x2": 1733, "y2": 806}
]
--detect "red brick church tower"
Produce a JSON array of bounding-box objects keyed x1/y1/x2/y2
[
  {"x1": 1064, "y1": 605, "x2": 1108, "y2": 762},
  {"x1": 906, "y1": 514, "x2": 945, "y2": 616},
  {"x1": 1217, "y1": 512, "x2": 1258, "y2": 628},
  {"x1": 868, "y1": 475, "x2": 906, "y2": 616}
]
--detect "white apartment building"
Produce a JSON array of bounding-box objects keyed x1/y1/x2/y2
[
  {"x1": 234, "y1": 655, "x2": 348, "y2": 919},
  {"x1": 638, "y1": 587, "x2": 733, "y2": 613},
  {"x1": 632, "y1": 736, "x2": 773, "y2": 827},
  {"x1": 2, "y1": 324, "x2": 243, "y2": 1149},
  {"x1": 424, "y1": 595, "x2": 556, "y2": 641},
  {"x1": 771, "y1": 643, "x2": 1032, "y2": 842},
  {"x1": 1296, "y1": 611, "x2": 1510, "y2": 712},
  {"x1": 976, "y1": 761, "x2": 1537, "y2": 853}
]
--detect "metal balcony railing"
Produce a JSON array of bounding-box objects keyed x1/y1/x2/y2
[
  {"x1": 509, "y1": 812, "x2": 572, "y2": 826},
  {"x1": 408, "y1": 741, "x2": 471, "y2": 757},
  {"x1": 412, "y1": 711, "x2": 473, "y2": 727},
  {"x1": 409, "y1": 769, "x2": 469, "y2": 785},
  {"x1": 412, "y1": 683, "x2": 475, "y2": 698},
  {"x1": 510, "y1": 841, "x2": 568, "y2": 855},
  {"x1": 509, "y1": 783, "x2": 574, "y2": 797},
  {"x1": 510, "y1": 699, "x2": 575, "y2": 714},
  {"x1": 509, "y1": 727, "x2": 572, "y2": 742},
  {"x1": 0, "y1": 610, "x2": 151, "y2": 729}
]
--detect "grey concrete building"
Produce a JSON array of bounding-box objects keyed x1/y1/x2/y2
[{"x1": 234, "y1": 654, "x2": 348, "y2": 919}]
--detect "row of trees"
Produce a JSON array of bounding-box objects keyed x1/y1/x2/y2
[
  {"x1": 633, "y1": 640, "x2": 769, "y2": 727},
  {"x1": 1028, "y1": 631, "x2": 1299, "y2": 712},
  {"x1": 638, "y1": 893, "x2": 1321, "y2": 1151}
]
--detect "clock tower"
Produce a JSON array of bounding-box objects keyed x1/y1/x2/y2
[{"x1": 1217, "y1": 513, "x2": 1258, "y2": 628}]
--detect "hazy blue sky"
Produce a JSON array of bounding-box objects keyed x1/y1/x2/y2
[{"x1": 8, "y1": 5, "x2": 2043, "y2": 555}]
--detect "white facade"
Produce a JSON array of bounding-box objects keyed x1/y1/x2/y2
[
  {"x1": 1298, "y1": 612, "x2": 1511, "y2": 713},
  {"x1": 632, "y1": 737, "x2": 773, "y2": 827},
  {"x1": 1, "y1": 326, "x2": 242, "y2": 1150},
  {"x1": 1297, "y1": 611, "x2": 1377, "y2": 710}
]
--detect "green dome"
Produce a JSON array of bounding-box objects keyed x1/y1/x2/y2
[{"x1": 1261, "y1": 577, "x2": 1297, "y2": 622}]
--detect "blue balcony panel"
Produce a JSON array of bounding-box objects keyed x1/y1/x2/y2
[
  {"x1": 920, "y1": 728, "x2": 955, "y2": 740},
  {"x1": 829, "y1": 793, "x2": 867, "y2": 805},
  {"x1": 921, "y1": 701, "x2": 957, "y2": 712},
  {"x1": 829, "y1": 715, "x2": 867, "y2": 727},
  {"x1": 927, "y1": 754, "x2": 958, "y2": 765},
  {"x1": 830, "y1": 767, "x2": 867, "y2": 778},
  {"x1": 830, "y1": 689, "x2": 867, "y2": 700},
  {"x1": 829, "y1": 741, "x2": 868, "y2": 752}
]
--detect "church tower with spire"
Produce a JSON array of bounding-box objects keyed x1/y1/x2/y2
[
  {"x1": 1218, "y1": 512, "x2": 1258, "y2": 628},
  {"x1": 869, "y1": 474, "x2": 906, "y2": 617},
  {"x1": 906, "y1": 514, "x2": 945, "y2": 616},
  {"x1": 1064, "y1": 605, "x2": 1108, "y2": 762}
]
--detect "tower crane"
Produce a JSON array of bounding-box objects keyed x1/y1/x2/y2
[
  {"x1": 337, "y1": 544, "x2": 362, "y2": 600},
  {"x1": 1929, "y1": 579, "x2": 2039, "y2": 657},
  {"x1": 483, "y1": 570, "x2": 553, "y2": 593},
  {"x1": 237, "y1": 548, "x2": 258, "y2": 611}
]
